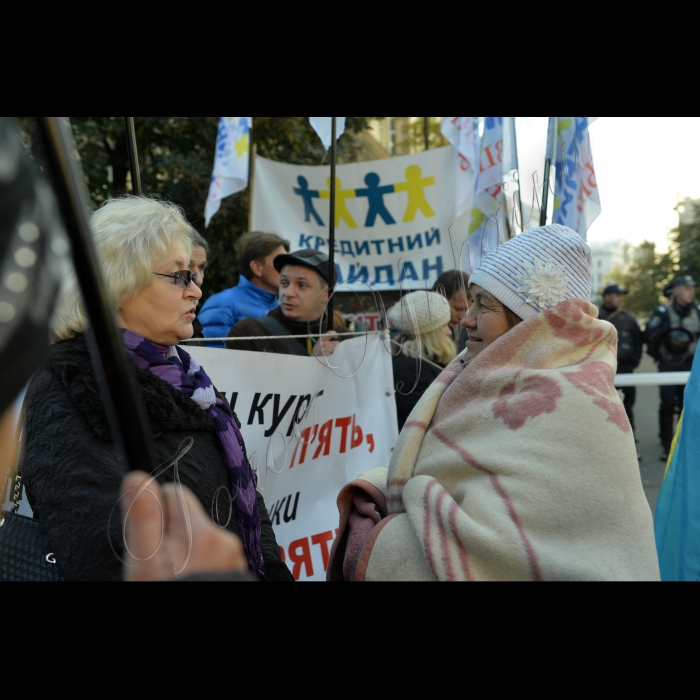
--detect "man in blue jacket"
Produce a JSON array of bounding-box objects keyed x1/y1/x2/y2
[{"x1": 199, "y1": 232, "x2": 290, "y2": 348}]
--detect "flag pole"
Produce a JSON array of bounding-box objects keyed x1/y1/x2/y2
[
  {"x1": 248, "y1": 143, "x2": 257, "y2": 233},
  {"x1": 327, "y1": 117, "x2": 337, "y2": 324},
  {"x1": 423, "y1": 117, "x2": 430, "y2": 150},
  {"x1": 540, "y1": 117, "x2": 557, "y2": 226},
  {"x1": 123, "y1": 117, "x2": 142, "y2": 196},
  {"x1": 512, "y1": 118, "x2": 525, "y2": 237}
]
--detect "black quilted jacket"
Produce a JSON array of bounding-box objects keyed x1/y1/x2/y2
[{"x1": 21, "y1": 334, "x2": 293, "y2": 582}]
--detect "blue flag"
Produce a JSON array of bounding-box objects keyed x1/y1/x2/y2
[{"x1": 655, "y1": 351, "x2": 700, "y2": 581}]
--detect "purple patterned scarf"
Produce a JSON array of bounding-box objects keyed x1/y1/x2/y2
[{"x1": 123, "y1": 330, "x2": 264, "y2": 578}]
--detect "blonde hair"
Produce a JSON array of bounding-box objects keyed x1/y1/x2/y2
[
  {"x1": 52, "y1": 196, "x2": 193, "y2": 340},
  {"x1": 398, "y1": 326, "x2": 457, "y2": 367}
]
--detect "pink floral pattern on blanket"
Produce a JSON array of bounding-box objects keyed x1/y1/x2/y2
[
  {"x1": 545, "y1": 303, "x2": 610, "y2": 352},
  {"x1": 563, "y1": 362, "x2": 630, "y2": 432},
  {"x1": 492, "y1": 373, "x2": 562, "y2": 430}
]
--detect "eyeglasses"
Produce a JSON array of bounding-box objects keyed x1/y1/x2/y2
[{"x1": 152, "y1": 270, "x2": 199, "y2": 288}]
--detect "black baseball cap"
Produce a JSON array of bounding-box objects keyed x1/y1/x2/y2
[
  {"x1": 603, "y1": 285, "x2": 628, "y2": 296},
  {"x1": 273, "y1": 248, "x2": 337, "y2": 286},
  {"x1": 673, "y1": 275, "x2": 697, "y2": 288}
]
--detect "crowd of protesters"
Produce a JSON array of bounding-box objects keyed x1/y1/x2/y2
[{"x1": 2, "y1": 116, "x2": 697, "y2": 582}]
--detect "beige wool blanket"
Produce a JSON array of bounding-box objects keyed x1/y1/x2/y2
[{"x1": 328, "y1": 299, "x2": 660, "y2": 581}]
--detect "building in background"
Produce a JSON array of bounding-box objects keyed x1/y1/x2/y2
[
  {"x1": 367, "y1": 118, "x2": 447, "y2": 155},
  {"x1": 589, "y1": 239, "x2": 631, "y2": 302}
]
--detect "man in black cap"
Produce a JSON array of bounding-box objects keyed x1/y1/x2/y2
[
  {"x1": 226, "y1": 249, "x2": 340, "y2": 357},
  {"x1": 645, "y1": 275, "x2": 700, "y2": 459},
  {"x1": 599, "y1": 285, "x2": 643, "y2": 436}
]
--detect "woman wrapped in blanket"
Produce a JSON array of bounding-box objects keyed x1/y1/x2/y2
[{"x1": 328, "y1": 225, "x2": 660, "y2": 582}]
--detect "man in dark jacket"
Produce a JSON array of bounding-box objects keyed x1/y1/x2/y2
[
  {"x1": 227, "y1": 249, "x2": 341, "y2": 357},
  {"x1": 644, "y1": 275, "x2": 700, "y2": 459},
  {"x1": 598, "y1": 285, "x2": 643, "y2": 432}
]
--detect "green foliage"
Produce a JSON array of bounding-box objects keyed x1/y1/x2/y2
[
  {"x1": 619, "y1": 202, "x2": 700, "y2": 320},
  {"x1": 660, "y1": 200, "x2": 700, "y2": 289},
  {"x1": 618, "y1": 242, "x2": 666, "y2": 319},
  {"x1": 17, "y1": 117, "x2": 373, "y2": 304}
]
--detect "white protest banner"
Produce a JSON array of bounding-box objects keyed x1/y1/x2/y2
[
  {"x1": 187, "y1": 334, "x2": 398, "y2": 581},
  {"x1": 251, "y1": 146, "x2": 459, "y2": 291}
]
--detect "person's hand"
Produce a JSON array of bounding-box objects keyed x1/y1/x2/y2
[
  {"x1": 312, "y1": 331, "x2": 340, "y2": 358},
  {"x1": 120, "y1": 472, "x2": 249, "y2": 581}
]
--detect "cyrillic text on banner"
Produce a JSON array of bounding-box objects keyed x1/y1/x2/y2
[
  {"x1": 187, "y1": 335, "x2": 398, "y2": 581},
  {"x1": 251, "y1": 147, "x2": 459, "y2": 291}
]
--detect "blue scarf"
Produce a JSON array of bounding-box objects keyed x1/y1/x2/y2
[{"x1": 123, "y1": 330, "x2": 264, "y2": 578}]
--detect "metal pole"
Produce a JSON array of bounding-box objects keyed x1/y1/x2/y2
[
  {"x1": 248, "y1": 143, "x2": 257, "y2": 233},
  {"x1": 123, "y1": 117, "x2": 142, "y2": 196},
  {"x1": 327, "y1": 117, "x2": 337, "y2": 325},
  {"x1": 423, "y1": 117, "x2": 430, "y2": 151},
  {"x1": 540, "y1": 117, "x2": 557, "y2": 226},
  {"x1": 35, "y1": 117, "x2": 156, "y2": 474},
  {"x1": 511, "y1": 118, "x2": 525, "y2": 237},
  {"x1": 247, "y1": 117, "x2": 254, "y2": 191}
]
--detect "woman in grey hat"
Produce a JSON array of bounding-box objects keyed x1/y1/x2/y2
[
  {"x1": 328, "y1": 225, "x2": 660, "y2": 582},
  {"x1": 388, "y1": 291, "x2": 456, "y2": 430}
]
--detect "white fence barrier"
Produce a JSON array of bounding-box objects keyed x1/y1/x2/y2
[{"x1": 614, "y1": 372, "x2": 690, "y2": 387}]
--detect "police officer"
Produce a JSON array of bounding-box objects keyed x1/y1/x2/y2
[
  {"x1": 644, "y1": 276, "x2": 700, "y2": 460},
  {"x1": 599, "y1": 285, "x2": 643, "y2": 434}
]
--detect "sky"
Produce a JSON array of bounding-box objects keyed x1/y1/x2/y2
[{"x1": 515, "y1": 117, "x2": 700, "y2": 252}]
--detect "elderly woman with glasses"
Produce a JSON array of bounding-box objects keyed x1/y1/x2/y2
[{"x1": 20, "y1": 196, "x2": 293, "y2": 582}]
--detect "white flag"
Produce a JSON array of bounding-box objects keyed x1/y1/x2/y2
[
  {"x1": 204, "y1": 117, "x2": 252, "y2": 228},
  {"x1": 309, "y1": 117, "x2": 346, "y2": 150},
  {"x1": 465, "y1": 117, "x2": 519, "y2": 273},
  {"x1": 441, "y1": 117, "x2": 479, "y2": 218},
  {"x1": 552, "y1": 117, "x2": 601, "y2": 240}
]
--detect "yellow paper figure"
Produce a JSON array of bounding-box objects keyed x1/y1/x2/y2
[
  {"x1": 394, "y1": 165, "x2": 436, "y2": 222},
  {"x1": 319, "y1": 177, "x2": 358, "y2": 228}
]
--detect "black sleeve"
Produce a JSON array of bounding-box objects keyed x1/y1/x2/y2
[
  {"x1": 21, "y1": 371, "x2": 126, "y2": 581},
  {"x1": 644, "y1": 310, "x2": 669, "y2": 361},
  {"x1": 225, "y1": 319, "x2": 261, "y2": 352},
  {"x1": 256, "y1": 491, "x2": 295, "y2": 582}
]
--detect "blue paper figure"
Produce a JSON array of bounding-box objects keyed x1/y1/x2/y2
[
  {"x1": 355, "y1": 172, "x2": 396, "y2": 227},
  {"x1": 293, "y1": 176, "x2": 324, "y2": 226}
]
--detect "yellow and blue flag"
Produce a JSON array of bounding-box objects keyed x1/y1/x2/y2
[
  {"x1": 205, "y1": 117, "x2": 252, "y2": 228},
  {"x1": 655, "y1": 351, "x2": 700, "y2": 581}
]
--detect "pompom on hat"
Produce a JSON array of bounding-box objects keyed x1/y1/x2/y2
[
  {"x1": 468, "y1": 224, "x2": 592, "y2": 320},
  {"x1": 389, "y1": 291, "x2": 451, "y2": 336}
]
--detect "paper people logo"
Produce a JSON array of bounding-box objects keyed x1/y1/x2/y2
[{"x1": 293, "y1": 165, "x2": 436, "y2": 228}]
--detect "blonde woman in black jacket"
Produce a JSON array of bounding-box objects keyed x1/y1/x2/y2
[{"x1": 21, "y1": 196, "x2": 293, "y2": 582}]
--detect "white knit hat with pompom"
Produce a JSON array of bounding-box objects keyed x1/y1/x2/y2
[
  {"x1": 468, "y1": 224, "x2": 592, "y2": 320},
  {"x1": 388, "y1": 291, "x2": 451, "y2": 336}
]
